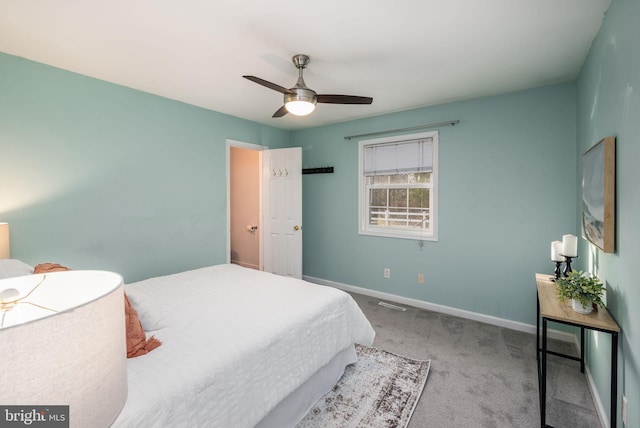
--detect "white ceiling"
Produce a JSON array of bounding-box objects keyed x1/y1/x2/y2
[{"x1": 0, "y1": 0, "x2": 610, "y2": 131}]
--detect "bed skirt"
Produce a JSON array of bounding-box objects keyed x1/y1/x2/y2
[{"x1": 255, "y1": 345, "x2": 357, "y2": 428}]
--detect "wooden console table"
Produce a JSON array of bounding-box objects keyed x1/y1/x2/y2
[{"x1": 535, "y1": 273, "x2": 620, "y2": 428}]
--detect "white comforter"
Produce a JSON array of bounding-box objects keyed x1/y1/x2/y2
[{"x1": 112, "y1": 264, "x2": 375, "y2": 428}]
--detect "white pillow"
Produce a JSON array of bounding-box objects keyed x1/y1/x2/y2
[
  {"x1": 0, "y1": 259, "x2": 34, "y2": 279},
  {"x1": 125, "y1": 290, "x2": 167, "y2": 332}
]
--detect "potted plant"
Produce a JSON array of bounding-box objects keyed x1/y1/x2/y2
[{"x1": 555, "y1": 271, "x2": 606, "y2": 314}]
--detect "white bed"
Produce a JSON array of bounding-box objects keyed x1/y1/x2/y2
[{"x1": 112, "y1": 264, "x2": 375, "y2": 428}]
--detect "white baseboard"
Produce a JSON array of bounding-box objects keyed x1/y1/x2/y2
[
  {"x1": 585, "y1": 357, "x2": 609, "y2": 428},
  {"x1": 569, "y1": 338, "x2": 607, "y2": 427},
  {"x1": 231, "y1": 260, "x2": 259, "y2": 270},
  {"x1": 303, "y1": 275, "x2": 576, "y2": 343}
]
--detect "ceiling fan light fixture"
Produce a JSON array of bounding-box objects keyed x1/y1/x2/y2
[
  {"x1": 285, "y1": 100, "x2": 316, "y2": 116},
  {"x1": 284, "y1": 88, "x2": 317, "y2": 116},
  {"x1": 244, "y1": 54, "x2": 373, "y2": 118}
]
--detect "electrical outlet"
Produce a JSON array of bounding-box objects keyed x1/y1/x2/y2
[
  {"x1": 383, "y1": 268, "x2": 390, "y2": 279},
  {"x1": 417, "y1": 273, "x2": 425, "y2": 284},
  {"x1": 622, "y1": 395, "x2": 628, "y2": 426}
]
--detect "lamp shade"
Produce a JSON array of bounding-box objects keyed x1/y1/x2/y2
[
  {"x1": 0, "y1": 223, "x2": 9, "y2": 259},
  {"x1": 0, "y1": 270, "x2": 128, "y2": 427}
]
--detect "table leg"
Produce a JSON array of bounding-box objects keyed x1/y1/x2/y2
[
  {"x1": 542, "y1": 318, "x2": 548, "y2": 428},
  {"x1": 580, "y1": 326, "x2": 585, "y2": 373},
  {"x1": 537, "y1": 294, "x2": 540, "y2": 362},
  {"x1": 611, "y1": 332, "x2": 618, "y2": 428}
]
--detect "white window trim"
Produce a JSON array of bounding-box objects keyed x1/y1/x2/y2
[{"x1": 358, "y1": 131, "x2": 438, "y2": 241}]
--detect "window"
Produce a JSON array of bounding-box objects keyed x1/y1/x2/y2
[{"x1": 358, "y1": 131, "x2": 438, "y2": 241}]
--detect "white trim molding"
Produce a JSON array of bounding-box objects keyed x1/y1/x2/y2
[
  {"x1": 230, "y1": 260, "x2": 260, "y2": 271},
  {"x1": 585, "y1": 365, "x2": 609, "y2": 428},
  {"x1": 303, "y1": 275, "x2": 577, "y2": 343}
]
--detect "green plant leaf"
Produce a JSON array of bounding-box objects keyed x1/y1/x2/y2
[{"x1": 555, "y1": 271, "x2": 605, "y2": 308}]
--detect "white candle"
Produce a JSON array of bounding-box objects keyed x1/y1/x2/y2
[
  {"x1": 562, "y1": 234, "x2": 578, "y2": 257},
  {"x1": 551, "y1": 241, "x2": 564, "y2": 261}
]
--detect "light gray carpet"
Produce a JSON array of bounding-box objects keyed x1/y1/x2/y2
[
  {"x1": 348, "y1": 293, "x2": 602, "y2": 428},
  {"x1": 297, "y1": 345, "x2": 430, "y2": 428}
]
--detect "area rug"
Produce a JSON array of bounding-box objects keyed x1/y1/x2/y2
[{"x1": 296, "y1": 345, "x2": 431, "y2": 428}]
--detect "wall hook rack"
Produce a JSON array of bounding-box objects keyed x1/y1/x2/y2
[{"x1": 302, "y1": 167, "x2": 334, "y2": 175}]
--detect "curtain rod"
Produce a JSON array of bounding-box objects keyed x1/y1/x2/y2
[{"x1": 344, "y1": 120, "x2": 460, "y2": 140}]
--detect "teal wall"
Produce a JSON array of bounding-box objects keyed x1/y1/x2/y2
[
  {"x1": 292, "y1": 83, "x2": 577, "y2": 324},
  {"x1": 0, "y1": 53, "x2": 289, "y2": 282},
  {"x1": 577, "y1": 0, "x2": 640, "y2": 425}
]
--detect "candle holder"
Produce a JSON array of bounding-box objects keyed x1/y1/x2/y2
[
  {"x1": 560, "y1": 254, "x2": 579, "y2": 277},
  {"x1": 550, "y1": 260, "x2": 564, "y2": 281}
]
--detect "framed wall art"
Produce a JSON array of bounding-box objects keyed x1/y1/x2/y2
[{"x1": 582, "y1": 136, "x2": 616, "y2": 253}]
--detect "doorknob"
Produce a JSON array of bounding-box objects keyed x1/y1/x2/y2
[{"x1": 293, "y1": 225, "x2": 300, "y2": 231}]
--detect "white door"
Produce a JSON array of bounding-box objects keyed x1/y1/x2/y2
[{"x1": 262, "y1": 147, "x2": 302, "y2": 278}]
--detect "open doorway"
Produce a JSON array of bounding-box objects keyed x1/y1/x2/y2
[
  {"x1": 226, "y1": 141, "x2": 303, "y2": 278},
  {"x1": 226, "y1": 140, "x2": 265, "y2": 270}
]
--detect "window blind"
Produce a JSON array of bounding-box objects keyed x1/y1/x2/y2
[{"x1": 364, "y1": 138, "x2": 433, "y2": 176}]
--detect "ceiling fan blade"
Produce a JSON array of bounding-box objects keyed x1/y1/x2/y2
[
  {"x1": 243, "y1": 76, "x2": 294, "y2": 95},
  {"x1": 272, "y1": 105, "x2": 288, "y2": 118},
  {"x1": 317, "y1": 94, "x2": 373, "y2": 105}
]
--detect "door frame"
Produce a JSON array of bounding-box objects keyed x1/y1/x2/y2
[{"x1": 225, "y1": 139, "x2": 267, "y2": 268}]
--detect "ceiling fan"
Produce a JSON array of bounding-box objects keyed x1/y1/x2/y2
[{"x1": 243, "y1": 54, "x2": 373, "y2": 118}]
